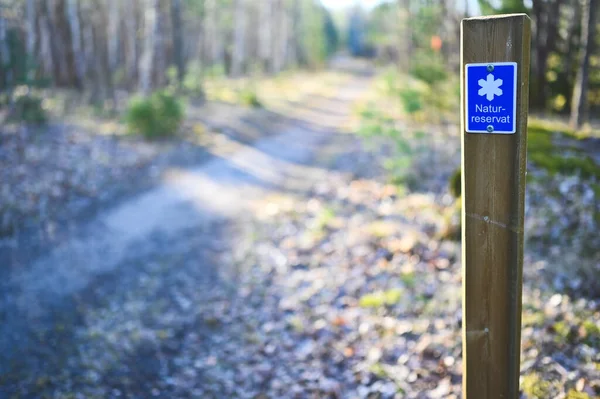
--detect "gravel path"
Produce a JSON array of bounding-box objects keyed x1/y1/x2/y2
[
  {"x1": 0, "y1": 76, "x2": 372, "y2": 398},
  {"x1": 1, "y1": 70, "x2": 598, "y2": 399}
]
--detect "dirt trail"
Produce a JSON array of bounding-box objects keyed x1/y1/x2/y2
[{"x1": 0, "y1": 72, "x2": 371, "y2": 396}]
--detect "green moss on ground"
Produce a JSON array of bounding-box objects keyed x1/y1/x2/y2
[
  {"x1": 527, "y1": 122, "x2": 600, "y2": 180},
  {"x1": 521, "y1": 373, "x2": 557, "y2": 398},
  {"x1": 448, "y1": 122, "x2": 599, "y2": 192},
  {"x1": 359, "y1": 289, "x2": 403, "y2": 308}
]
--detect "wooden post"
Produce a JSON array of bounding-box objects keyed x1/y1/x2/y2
[{"x1": 461, "y1": 14, "x2": 531, "y2": 399}]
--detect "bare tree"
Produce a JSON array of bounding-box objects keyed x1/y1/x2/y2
[
  {"x1": 532, "y1": 0, "x2": 565, "y2": 109},
  {"x1": 397, "y1": 0, "x2": 411, "y2": 72},
  {"x1": 0, "y1": 10, "x2": 10, "y2": 86},
  {"x1": 124, "y1": 0, "x2": 138, "y2": 85},
  {"x1": 107, "y1": 0, "x2": 120, "y2": 73},
  {"x1": 26, "y1": 0, "x2": 37, "y2": 68},
  {"x1": 259, "y1": 0, "x2": 274, "y2": 73},
  {"x1": 8, "y1": 0, "x2": 337, "y2": 95},
  {"x1": 231, "y1": 0, "x2": 246, "y2": 77},
  {"x1": 204, "y1": 0, "x2": 222, "y2": 68},
  {"x1": 171, "y1": 0, "x2": 185, "y2": 84},
  {"x1": 154, "y1": 1, "x2": 167, "y2": 88},
  {"x1": 39, "y1": 12, "x2": 54, "y2": 80},
  {"x1": 67, "y1": 0, "x2": 85, "y2": 85},
  {"x1": 273, "y1": 0, "x2": 289, "y2": 73},
  {"x1": 570, "y1": 0, "x2": 598, "y2": 128},
  {"x1": 139, "y1": 0, "x2": 159, "y2": 95}
]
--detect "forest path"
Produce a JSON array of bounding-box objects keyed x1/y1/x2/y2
[{"x1": 0, "y1": 70, "x2": 372, "y2": 396}]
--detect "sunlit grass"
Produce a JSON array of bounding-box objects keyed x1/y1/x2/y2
[
  {"x1": 203, "y1": 71, "x2": 352, "y2": 110},
  {"x1": 359, "y1": 289, "x2": 403, "y2": 308}
]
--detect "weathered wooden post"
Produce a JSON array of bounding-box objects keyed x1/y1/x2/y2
[{"x1": 460, "y1": 14, "x2": 531, "y2": 398}]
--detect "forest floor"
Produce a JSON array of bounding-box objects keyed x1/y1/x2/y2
[{"x1": 0, "y1": 62, "x2": 599, "y2": 399}]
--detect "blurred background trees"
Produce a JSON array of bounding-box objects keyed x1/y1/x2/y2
[
  {"x1": 0, "y1": 0, "x2": 338, "y2": 102},
  {"x1": 348, "y1": 0, "x2": 598, "y2": 129},
  {"x1": 0, "y1": 0, "x2": 597, "y2": 128}
]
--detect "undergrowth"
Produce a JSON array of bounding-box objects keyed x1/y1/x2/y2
[
  {"x1": 527, "y1": 122, "x2": 600, "y2": 180},
  {"x1": 125, "y1": 90, "x2": 185, "y2": 139},
  {"x1": 6, "y1": 87, "x2": 47, "y2": 124}
]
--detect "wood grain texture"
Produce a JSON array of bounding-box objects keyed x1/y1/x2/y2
[{"x1": 460, "y1": 14, "x2": 531, "y2": 399}]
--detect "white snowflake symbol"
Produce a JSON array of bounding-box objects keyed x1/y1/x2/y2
[{"x1": 478, "y1": 73, "x2": 503, "y2": 101}]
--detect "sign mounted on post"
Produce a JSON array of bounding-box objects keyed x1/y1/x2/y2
[
  {"x1": 461, "y1": 13, "x2": 531, "y2": 399},
  {"x1": 465, "y1": 62, "x2": 517, "y2": 134}
]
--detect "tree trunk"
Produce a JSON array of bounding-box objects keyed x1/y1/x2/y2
[
  {"x1": 273, "y1": 0, "x2": 288, "y2": 73},
  {"x1": 204, "y1": 0, "x2": 221, "y2": 68},
  {"x1": 124, "y1": 0, "x2": 138, "y2": 85},
  {"x1": 45, "y1": 0, "x2": 70, "y2": 84},
  {"x1": 287, "y1": 0, "x2": 300, "y2": 68},
  {"x1": 570, "y1": 0, "x2": 598, "y2": 128},
  {"x1": 259, "y1": 0, "x2": 273, "y2": 73},
  {"x1": 154, "y1": 2, "x2": 167, "y2": 88},
  {"x1": 398, "y1": 0, "x2": 411, "y2": 72},
  {"x1": 195, "y1": 2, "x2": 204, "y2": 63},
  {"x1": 139, "y1": 0, "x2": 159, "y2": 95},
  {"x1": 0, "y1": 14, "x2": 10, "y2": 88},
  {"x1": 563, "y1": 1, "x2": 581, "y2": 111},
  {"x1": 171, "y1": 0, "x2": 185, "y2": 83},
  {"x1": 39, "y1": 14, "x2": 55, "y2": 81},
  {"x1": 26, "y1": 0, "x2": 37, "y2": 75},
  {"x1": 67, "y1": 0, "x2": 85, "y2": 85},
  {"x1": 81, "y1": 1, "x2": 99, "y2": 101},
  {"x1": 231, "y1": 0, "x2": 246, "y2": 77},
  {"x1": 96, "y1": 0, "x2": 116, "y2": 107},
  {"x1": 107, "y1": 0, "x2": 120, "y2": 73},
  {"x1": 531, "y1": 0, "x2": 564, "y2": 110}
]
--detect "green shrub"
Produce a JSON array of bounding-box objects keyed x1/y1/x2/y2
[
  {"x1": 238, "y1": 87, "x2": 262, "y2": 108},
  {"x1": 398, "y1": 88, "x2": 423, "y2": 114},
  {"x1": 356, "y1": 103, "x2": 421, "y2": 187},
  {"x1": 7, "y1": 89, "x2": 47, "y2": 124},
  {"x1": 125, "y1": 91, "x2": 184, "y2": 139},
  {"x1": 0, "y1": 92, "x2": 9, "y2": 108},
  {"x1": 381, "y1": 69, "x2": 399, "y2": 96},
  {"x1": 422, "y1": 79, "x2": 460, "y2": 115},
  {"x1": 410, "y1": 51, "x2": 448, "y2": 86},
  {"x1": 166, "y1": 66, "x2": 179, "y2": 87},
  {"x1": 528, "y1": 124, "x2": 600, "y2": 179},
  {"x1": 181, "y1": 63, "x2": 205, "y2": 100}
]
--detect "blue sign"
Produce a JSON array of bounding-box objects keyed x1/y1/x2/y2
[{"x1": 465, "y1": 62, "x2": 517, "y2": 134}]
